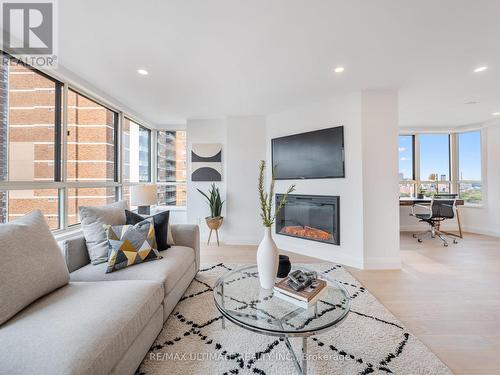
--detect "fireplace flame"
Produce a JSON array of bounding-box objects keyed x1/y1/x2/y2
[{"x1": 280, "y1": 226, "x2": 332, "y2": 241}]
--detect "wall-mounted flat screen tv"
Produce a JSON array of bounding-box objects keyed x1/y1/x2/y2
[{"x1": 272, "y1": 126, "x2": 345, "y2": 179}]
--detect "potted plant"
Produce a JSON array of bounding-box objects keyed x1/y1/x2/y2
[
  {"x1": 257, "y1": 160, "x2": 295, "y2": 289},
  {"x1": 197, "y1": 184, "x2": 224, "y2": 245},
  {"x1": 417, "y1": 185, "x2": 425, "y2": 199}
]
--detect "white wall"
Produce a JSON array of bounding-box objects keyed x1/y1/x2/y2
[
  {"x1": 361, "y1": 90, "x2": 401, "y2": 268},
  {"x1": 225, "y1": 116, "x2": 267, "y2": 244},
  {"x1": 266, "y1": 94, "x2": 366, "y2": 268},
  {"x1": 186, "y1": 116, "x2": 267, "y2": 244},
  {"x1": 186, "y1": 119, "x2": 227, "y2": 239}
]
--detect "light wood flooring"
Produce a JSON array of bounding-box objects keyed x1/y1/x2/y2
[{"x1": 200, "y1": 232, "x2": 500, "y2": 374}]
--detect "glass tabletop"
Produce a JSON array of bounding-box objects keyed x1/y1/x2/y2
[{"x1": 213, "y1": 265, "x2": 351, "y2": 336}]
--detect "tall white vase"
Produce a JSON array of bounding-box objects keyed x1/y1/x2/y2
[{"x1": 256, "y1": 227, "x2": 279, "y2": 289}]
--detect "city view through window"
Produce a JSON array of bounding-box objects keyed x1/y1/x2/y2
[
  {"x1": 399, "y1": 132, "x2": 482, "y2": 204},
  {"x1": 157, "y1": 130, "x2": 187, "y2": 207}
]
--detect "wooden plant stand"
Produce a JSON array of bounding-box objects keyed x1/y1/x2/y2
[{"x1": 206, "y1": 216, "x2": 223, "y2": 246}]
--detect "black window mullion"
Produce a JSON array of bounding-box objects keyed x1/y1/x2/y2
[
  {"x1": 53, "y1": 82, "x2": 62, "y2": 182},
  {"x1": 114, "y1": 112, "x2": 119, "y2": 182}
]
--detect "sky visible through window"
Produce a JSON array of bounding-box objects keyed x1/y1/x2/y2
[
  {"x1": 419, "y1": 134, "x2": 450, "y2": 181},
  {"x1": 398, "y1": 136, "x2": 413, "y2": 180},
  {"x1": 458, "y1": 131, "x2": 481, "y2": 180}
]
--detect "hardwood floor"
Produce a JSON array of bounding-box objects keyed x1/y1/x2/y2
[{"x1": 200, "y1": 232, "x2": 500, "y2": 374}]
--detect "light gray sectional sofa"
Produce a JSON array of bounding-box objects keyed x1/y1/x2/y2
[{"x1": 0, "y1": 211, "x2": 200, "y2": 375}]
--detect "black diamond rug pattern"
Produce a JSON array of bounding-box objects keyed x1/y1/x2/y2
[{"x1": 137, "y1": 263, "x2": 451, "y2": 375}]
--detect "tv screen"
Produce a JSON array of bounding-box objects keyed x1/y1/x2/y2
[{"x1": 272, "y1": 126, "x2": 344, "y2": 179}]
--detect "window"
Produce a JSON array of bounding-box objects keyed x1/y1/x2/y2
[
  {"x1": 0, "y1": 56, "x2": 62, "y2": 228},
  {"x1": 157, "y1": 130, "x2": 186, "y2": 206},
  {"x1": 397, "y1": 131, "x2": 483, "y2": 205},
  {"x1": 0, "y1": 53, "x2": 162, "y2": 230},
  {"x1": 67, "y1": 89, "x2": 118, "y2": 182},
  {"x1": 458, "y1": 131, "x2": 482, "y2": 204},
  {"x1": 67, "y1": 187, "x2": 117, "y2": 225},
  {"x1": 399, "y1": 135, "x2": 414, "y2": 197},
  {"x1": 123, "y1": 117, "x2": 151, "y2": 183},
  {"x1": 0, "y1": 189, "x2": 60, "y2": 229},
  {"x1": 419, "y1": 134, "x2": 450, "y2": 195}
]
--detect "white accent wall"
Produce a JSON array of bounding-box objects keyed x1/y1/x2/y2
[
  {"x1": 266, "y1": 94, "x2": 365, "y2": 267},
  {"x1": 225, "y1": 116, "x2": 267, "y2": 244},
  {"x1": 186, "y1": 116, "x2": 267, "y2": 244},
  {"x1": 186, "y1": 119, "x2": 227, "y2": 239}
]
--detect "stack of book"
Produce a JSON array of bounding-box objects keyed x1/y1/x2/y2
[{"x1": 274, "y1": 277, "x2": 327, "y2": 308}]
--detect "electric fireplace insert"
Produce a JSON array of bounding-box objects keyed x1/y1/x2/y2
[{"x1": 275, "y1": 194, "x2": 339, "y2": 245}]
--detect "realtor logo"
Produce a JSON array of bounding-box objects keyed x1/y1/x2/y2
[{"x1": 1, "y1": 0, "x2": 57, "y2": 67}]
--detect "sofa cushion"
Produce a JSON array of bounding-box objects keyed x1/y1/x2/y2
[
  {"x1": 105, "y1": 218, "x2": 162, "y2": 273},
  {"x1": 70, "y1": 245, "x2": 195, "y2": 296},
  {"x1": 0, "y1": 280, "x2": 163, "y2": 375},
  {"x1": 0, "y1": 210, "x2": 70, "y2": 325},
  {"x1": 60, "y1": 235, "x2": 91, "y2": 273},
  {"x1": 126, "y1": 209, "x2": 171, "y2": 251},
  {"x1": 80, "y1": 200, "x2": 128, "y2": 265}
]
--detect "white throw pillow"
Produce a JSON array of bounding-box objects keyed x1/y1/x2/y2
[
  {"x1": 79, "y1": 200, "x2": 128, "y2": 265},
  {"x1": 0, "y1": 210, "x2": 70, "y2": 325}
]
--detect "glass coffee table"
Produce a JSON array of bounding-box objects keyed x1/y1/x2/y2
[{"x1": 213, "y1": 265, "x2": 351, "y2": 375}]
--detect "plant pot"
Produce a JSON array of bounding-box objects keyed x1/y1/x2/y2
[
  {"x1": 257, "y1": 227, "x2": 279, "y2": 289},
  {"x1": 205, "y1": 216, "x2": 223, "y2": 230},
  {"x1": 417, "y1": 193, "x2": 424, "y2": 199}
]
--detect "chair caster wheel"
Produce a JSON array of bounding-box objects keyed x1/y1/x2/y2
[
  {"x1": 417, "y1": 239, "x2": 422, "y2": 243},
  {"x1": 453, "y1": 240, "x2": 458, "y2": 244},
  {"x1": 412, "y1": 234, "x2": 417, "y2": 238},
  {"x1": 444, "y1": 243, "x2": 448, "y2": 247}
]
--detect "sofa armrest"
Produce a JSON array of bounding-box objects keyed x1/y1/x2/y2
[
  {"x1": 59, "y1": 235, "x2": 91, "y2": 273},
  {"x1": 171, "y1": 224, "x2": 200, "y2": 270}
]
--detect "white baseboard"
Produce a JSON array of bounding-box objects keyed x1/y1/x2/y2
[{"x1": 223, "y1": 236, "x2": 260, "y2": 246}]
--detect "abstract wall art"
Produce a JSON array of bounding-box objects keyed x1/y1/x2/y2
[{"x1": 191, "y1": 143, "x2": 222, "y2": 181}]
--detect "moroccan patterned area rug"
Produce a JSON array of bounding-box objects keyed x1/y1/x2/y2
[{"x1": 137, "y1": 263, "x2": 451, "y2": 375}]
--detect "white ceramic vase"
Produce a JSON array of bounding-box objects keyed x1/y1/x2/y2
[{"x1": 256, "y1": 227, "x2": 279, "y2": 289}]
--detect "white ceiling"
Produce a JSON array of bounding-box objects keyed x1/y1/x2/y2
[{"x1": 58, "y1": 0, "x2": 500, "y2": 128}]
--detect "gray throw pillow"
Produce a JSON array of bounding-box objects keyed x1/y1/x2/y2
[
  {"x1": 0, "y1": 210, "x2": 70, "y2": 325},
  {"x1": 79, "y1": 200, "x2": 128, "y2": 265}
]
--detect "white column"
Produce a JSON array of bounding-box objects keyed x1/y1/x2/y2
[{"x1": 361, "y1": 90, "x2": 401, "y2": 269}]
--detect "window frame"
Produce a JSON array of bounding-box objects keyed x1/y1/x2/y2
[
  {"x1": 399, "y1": 129, "x2": 484, "y2": 206},
  {"x1": 0, "y1": 53, "x2": 64, "y2": 229},
  {"x1": 0, "y1": 51, "x2": 157, "y2": 233}
]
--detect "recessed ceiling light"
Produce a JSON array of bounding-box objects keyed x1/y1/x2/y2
[
  {"x1": 474, "y1": 66, "x2": 488, "y2": 73},
  {"x1": 334, "y1": 66, "x2": 345, "y2": 73},
  {"x1": 492, "y1": 112, "x2": 500, "y2": 116},
  {"x1": 137, "y1": 69, "x2": 149, "y2": 75}
]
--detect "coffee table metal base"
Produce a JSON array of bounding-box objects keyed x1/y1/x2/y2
[
  {"x1": 283, "y1": 336, "x2": 308, "y2": 375},
  {"x1": 221, "y1": 317, "x2": 309, "y2": 375}
]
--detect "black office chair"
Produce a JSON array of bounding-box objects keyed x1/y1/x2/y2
[{"x1": 410, "y1": 197, "x2": 458, "y2": 247}]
